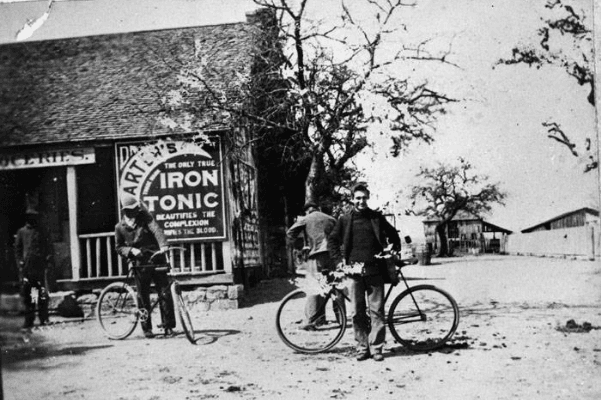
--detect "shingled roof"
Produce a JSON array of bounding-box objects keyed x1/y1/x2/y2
[{"x1": 0, "y1": 20, "x2": 260, "y2": 149}]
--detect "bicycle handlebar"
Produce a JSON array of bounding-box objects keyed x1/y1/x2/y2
[{"x1": 147, "y1": 246, "x2": 186, "y2": 263}]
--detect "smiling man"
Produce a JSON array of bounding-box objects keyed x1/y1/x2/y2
[{"x1": 328, "y1": 183, "x2": 401, "y2": 362}]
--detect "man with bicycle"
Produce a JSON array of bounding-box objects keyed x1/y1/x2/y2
[
  {"x1": 15, "y1": 209, "x2": 52, "y2": 330},
  {"x1": 328, "y1": 183, "x2": 400, "y2": 362},
  {"x1": 286, "y1": 201, "x2": 337, "y2": 330},
  {"x1": 115, "y1": 192, "x2": 175, "y2": 339}
]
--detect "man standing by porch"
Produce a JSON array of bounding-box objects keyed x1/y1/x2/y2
[
  {"x1": 15, "y1": 209, "x2": 51, "y2": 330},
  {"x1": 115, "y1": 192, "x2": 175, "y2": 339}
]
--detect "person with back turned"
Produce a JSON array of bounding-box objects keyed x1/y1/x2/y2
[{"x1": 286, "y1": 201, "x2": 337, "y2": 329}]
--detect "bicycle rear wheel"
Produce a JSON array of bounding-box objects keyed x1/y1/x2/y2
[
  {"x1": 387, "y1": 284, "x2": 459, "y2": 352},
  {"x1": 171, "y1": 282, "x2": 196, "y2": 344},
  {"x1": 276, "y1": 288, "x2": 346, "y2": 354},
  {"x1": 96, "y1": 282, "x2": 139, "y2": 340}
]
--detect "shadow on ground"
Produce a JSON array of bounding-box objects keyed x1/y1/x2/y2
[
  {"x1": 2, "y1": 343, "x2": 113, "y2": 369},
  {"x1": 193, "y1": 329, "x2": 241, "y2": 345},
  {"x1": 240, "y1": 278, "x2": 298, "y2": 308}
]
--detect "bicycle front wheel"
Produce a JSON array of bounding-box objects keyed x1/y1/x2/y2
[
  {"x1": 96, "y1": 282, "x2": 139, "y2": 340},
  {"x1": 388, "y1": 284, "x2": 459, "y2": 352},
  {"x1": 276, "y1": 288, "x2": 346, "y2": 354},
  {"x1": 171, "y1": 282, "x2": 196, "y2": 344}
]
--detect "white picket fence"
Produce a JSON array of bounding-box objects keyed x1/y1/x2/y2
[{"x1": 78, "y1": 232, "x2": 224, "y2": 280}]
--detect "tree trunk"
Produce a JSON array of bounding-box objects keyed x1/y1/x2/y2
[
  {"x1": 435, "y1": 223, "x2": 449, "y2": 257},
  {"x1": 304, "y1": 152, "x2": 326, "y2": 204}
]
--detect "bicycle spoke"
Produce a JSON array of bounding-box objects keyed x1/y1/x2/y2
[
  {"x1": 172, "y1": 282, "x2": 196, "y2": 344},
  {"x1": 388, "y1": 285, "x2": 459, "y2": 352},
  {"x1": 97, "y1": 283, "x2": 139, "y2": 340},
  {"x1": 276, "y1": 289, "x2": 346, "y2": 354}
]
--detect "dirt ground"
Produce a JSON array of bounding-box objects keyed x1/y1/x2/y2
[{"x1": 2, "y1": 255, "x2": 601, "y2": 400}]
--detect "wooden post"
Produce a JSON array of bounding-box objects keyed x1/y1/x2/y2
[
  {"x1": 589, "y1": 224, "x2": 596, "y2": 261},
  {"x1": 595, "y1": 0, "x2": 601, "y2": 243},
  {"x1": 66, "y1": 166, "x2": 81, "y2": 281}
]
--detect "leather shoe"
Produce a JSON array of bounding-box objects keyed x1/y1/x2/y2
[
  {"x1": 372, "y1": 353, "x2": 384, "y2": 362},
  {"x1": 164, "y1": 328, "x2": 175, "y2": 337},
  {"x1": 356, "y1": 351, "x2": 371, "y2": 361},
  {"x1": 143, "y1": 331, "x2": 155, "y2": 339}
]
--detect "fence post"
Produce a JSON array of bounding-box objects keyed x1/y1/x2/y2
[{"x1": 589, "y1": 224, "x2": 596, "y2": 261}]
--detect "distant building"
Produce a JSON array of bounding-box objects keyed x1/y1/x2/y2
[
  {"x1": 423, "y1": 211, "x2": 512, "y2": 255},
  {"x1": 521, "y1": 207, "x2": 599, "y2": 233},
  {"x1": 507, "y1": 207, "x2": 599, "y2": 259}
]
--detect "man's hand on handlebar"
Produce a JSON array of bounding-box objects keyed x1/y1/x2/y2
[{"x1": 130, "y1": 248, "x2": 142, "y2": 258}]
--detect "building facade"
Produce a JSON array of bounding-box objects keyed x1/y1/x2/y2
[
  {"x1": 520, "y1": 207, "x2": 599, "y2": 233},
  {"x1": 0, "y1": 14, "x2": 275, "y2": 293},
  {"x1": 506, "y1": 207, "x2": 600, "y2": 258},
  {"x1": 423, "y1": 211, "x2": 513, "y2": 255}
]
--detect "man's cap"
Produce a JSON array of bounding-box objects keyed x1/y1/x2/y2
[
  {"x1": 120, "y1": 192, "x2": 140, "y2": 210},
  {"x1": 303, "y1": 201, "x2": 318, "y2": 211}
]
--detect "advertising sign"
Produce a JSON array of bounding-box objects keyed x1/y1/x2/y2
[
  {"x1": 0, "y1": 148, "x2": 95, "y2": 170},
  {"x1": 115, "y1": 137, "x2": 227, "y2": 242}
]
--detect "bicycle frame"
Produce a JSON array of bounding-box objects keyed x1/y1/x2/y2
[
  {"x1": 127, "y1": 263, "x2": 174, "y2": 317},
  {"x1": 328, "y1": 263, "x2": 418, "y2": 312}
]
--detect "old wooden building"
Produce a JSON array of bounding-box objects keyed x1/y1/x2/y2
[
  {"x1": 423, "y1": 211, "x2": 513, "y2": 255},
  {"x1": 507, "y1": 207, "x2": 600, "y2": 258},
  {"x1": 0, "y1": 12, "x2": 281, "y2": 297},
  {"x1": 521, "y1": 207, "x2": 599, "y2": 233}
]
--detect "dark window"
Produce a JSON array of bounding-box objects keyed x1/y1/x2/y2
[{"x1": 77, "y1": 147, "x2": 117, "y2": 234}]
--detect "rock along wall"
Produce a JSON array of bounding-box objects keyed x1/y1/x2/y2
[{"x1": 0, "y1": 284, "x2": 245, "y2": 317}]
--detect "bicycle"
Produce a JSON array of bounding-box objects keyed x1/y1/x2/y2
[
  {"x1": 96, "y1": 246, "x2": 196, "y2": 344},
  {"x1": 275, "y1": 251, "x2": 459, "y2": 354}
]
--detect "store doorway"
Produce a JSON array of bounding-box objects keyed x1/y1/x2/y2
[{"x1": 0, "y1": 168, "x2": 68, "y2": 291}]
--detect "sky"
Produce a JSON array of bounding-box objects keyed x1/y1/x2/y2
[{"x1": 0, "y1": 0, "x2": 599, "y2": 235}]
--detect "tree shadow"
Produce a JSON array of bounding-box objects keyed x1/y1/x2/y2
[
  {"x1": 240, "y1": 278, "x2": 299, "y2": 308},
  {"x1": 2, "y1": 343, "x2": 114, "y2": 369}
]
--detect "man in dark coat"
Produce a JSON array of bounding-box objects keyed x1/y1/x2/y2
[
  {"x1": 328, "y1": 183, "x2": 400, "y2": 361},
  {"x1": 15, "y1": 210, "x2": 51, "y2": 329},
  {"x1": 115, "y1": 192, "x2": 175, "y2": 338}
]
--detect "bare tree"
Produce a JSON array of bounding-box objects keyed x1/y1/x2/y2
[
  {"x1": 496, "y1": 0, "x2": 596, "y2": 172},
  {"x1": 408, "y1": 158, "x2": 507, "y2": 256},
  {"x1": 159, "y1": 0, "x2": 458, "y2": 212}
]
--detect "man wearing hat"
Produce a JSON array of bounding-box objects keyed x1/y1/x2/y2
[
  {"x1": 15, "y1": 209, "x2": 51, "y2": 329},
  {"x1": 115, "y1": 192, "x2": 175, "y2": 338},
  {"x1": 286, "y1": 201, "x2": 337, "y2": 329}
]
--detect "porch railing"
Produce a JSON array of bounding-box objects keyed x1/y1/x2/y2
[{"x1": 78, "y1": 232, "x2": 225, "y2": 280}]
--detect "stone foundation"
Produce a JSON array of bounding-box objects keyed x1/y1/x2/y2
[{"x1": 0, "y1": 284, "x2": 245, "y2": 316}]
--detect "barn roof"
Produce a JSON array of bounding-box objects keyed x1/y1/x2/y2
[
  {"x1": 521, "y1": 207, "x2": 599, "y2": 233},
  {"x1": 423, "y1": 210, "x2": 512, "y2": 234},
  {"x1": 0, "y1": 19, "x2": 260, "y2": 149}
]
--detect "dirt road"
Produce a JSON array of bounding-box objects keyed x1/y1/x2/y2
[{"x1": 2, "y1": 255, "x2": 601, "y2": 399}]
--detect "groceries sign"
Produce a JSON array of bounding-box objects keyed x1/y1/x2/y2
[{"x1": 115, "y1": 137, "x2": 226, "y2": 242}]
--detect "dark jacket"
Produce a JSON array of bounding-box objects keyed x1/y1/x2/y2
[
  {"x1": 328, "y1": 208, "x2": 401, "y2": 266},
  {"x1": 14, "y1": 223, "x2": 50, "y2": 280},
  {"x1": 115, "y1": 209, "x2": 167, "y2": 264}
]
